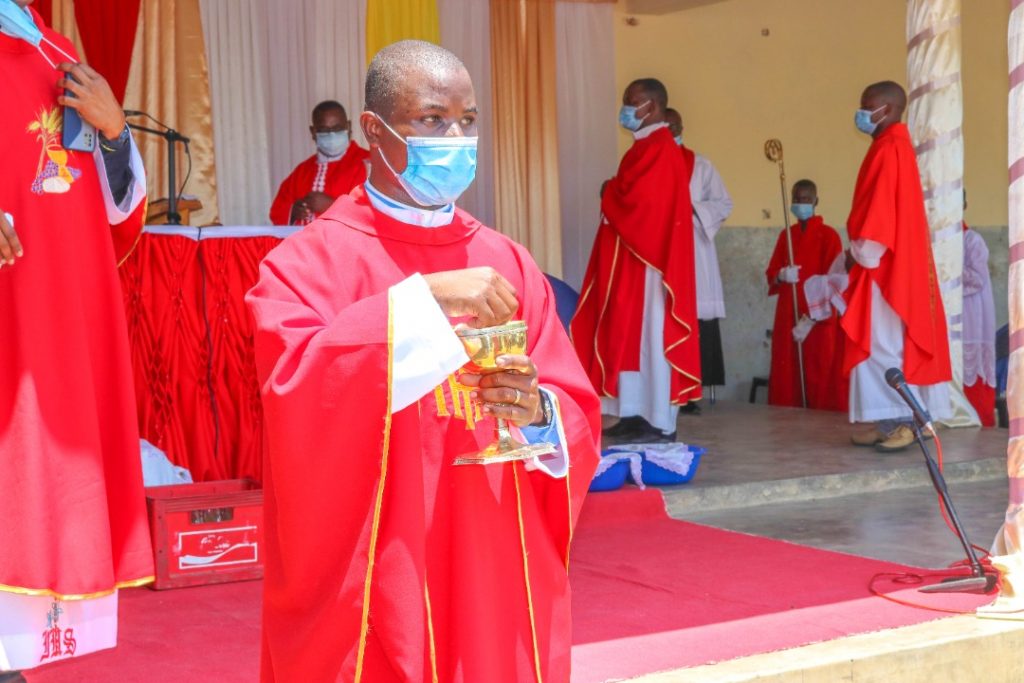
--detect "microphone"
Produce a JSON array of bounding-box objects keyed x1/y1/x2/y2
[
  {"x1": 884, "y1": 368, "x2": 934, "y2": 434},
  {"x1": 123, "y1": 109, "x2": 144, "y2": 117}
]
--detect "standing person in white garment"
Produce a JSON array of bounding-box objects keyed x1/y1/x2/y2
[{"x1": 666, "y1": 107, "x2": 732, "y2": 410}]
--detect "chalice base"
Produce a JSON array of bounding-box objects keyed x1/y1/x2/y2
[{"x1": 453, "y1": 438, "x2": 558, "y2": 466}]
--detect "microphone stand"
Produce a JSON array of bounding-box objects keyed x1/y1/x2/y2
[
  {"x1": 909, "y1": 420, "x2": 997, "y2": 594},
  {"x1": 125, "y1": 120, "x2": 190, "y2": 226}
]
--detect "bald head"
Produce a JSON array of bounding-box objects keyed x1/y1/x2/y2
[
  {"x1": 862, "y1": 81, "x2": 907, "y2": 113},
  {"x1": 365, "y1": 40, "x2": 468, "y2": 119},
  {"x1": 859, "y1": 80, "x2": 906, "y2": 136}
]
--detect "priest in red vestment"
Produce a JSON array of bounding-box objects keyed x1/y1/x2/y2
[
  {"x1": 268, "y1": 99, "x2": 369, "y2": 225},
  {"x1": 247, "y1": 41, "x2": 600, "y2": 683},
  {"x1": 0, "y1": 2, "x2": 152, "y2": 674},
  {"x1": 571, "y1": 78, "x2": 700, "y2": 443},
  {"x1": 765, "y1": 179, "x2": 846, "y2": 411},
  {"x1": 843, "y1": 81, "x2": 951, "y2": 452}
]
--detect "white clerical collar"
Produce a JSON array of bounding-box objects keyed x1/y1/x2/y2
[
  {"x1": 364, "y1": 181, "x2": 455, "y2": 228},
  {"x1": 633, "y1": 121, "x2": 670, "y2": 141},
  {"x1": 316, "y1": 148, "x2": 345, "y2": 164}
]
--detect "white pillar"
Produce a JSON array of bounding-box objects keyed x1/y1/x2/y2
[
  {"x1": 906, "y1": 0, "x2": 978, "y2": 427},
  {"x1": 977, "y1": 0, "x2": 1024, "y2": 617}
]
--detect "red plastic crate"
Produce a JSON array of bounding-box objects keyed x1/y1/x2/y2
[{"x1": 145, "y1": 479, "x2": 264, "y2": 590}]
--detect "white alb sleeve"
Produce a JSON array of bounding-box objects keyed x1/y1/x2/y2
[{"x1": 389, "y1": 273, "x2": 469, "y2": 413}]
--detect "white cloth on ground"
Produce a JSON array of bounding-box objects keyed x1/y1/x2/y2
[
  {"x1": 601, "y1": 265, "x2": 677, "y2": 434},
  {"x1": 690, "y1": 153, "x2": 732, "y2": 320}
]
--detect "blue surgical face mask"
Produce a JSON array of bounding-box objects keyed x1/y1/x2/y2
[
  {"x1": 0, "y1": 0, "x2": 75, "y2": 67},
  {"x1": 374, "y1": 113, "x2": 478, "y2": 207},
  {"x1": 0, "y1": 0, "x2": 40, "y2": 44},
  {"x1": 618, "y1": 101, "x2": 650, "y2": 132},
  {"x1": 674, "y1": 134, "x2": 683, "y2": 146},
  {"x1": 791, "y1": 203, "x2": 814, "y2": 221},
  {"x1": 854, "y1": 105, "x2": 886, "y2": 135},
  {"x1": 316, "y1": 130, "x2": 349, "y2": 158}
]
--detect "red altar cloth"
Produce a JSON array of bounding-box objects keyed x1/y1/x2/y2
[{"x1": 119, "y1": 226, "x2": 297, "y2": 483}]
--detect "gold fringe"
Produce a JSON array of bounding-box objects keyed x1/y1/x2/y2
[
  {"x1": 513, "y1": 464, "x2": 544, "y2": 683},
  {"x1": 354, "y1": 298, "x2": 395, "y2": 682},
  {"x1": 0, "y1": 575, "x2": 154, "y2": 601}
]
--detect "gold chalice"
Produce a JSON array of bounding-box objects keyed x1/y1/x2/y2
[{"x1": 453, "y1": 321, "x2": 557, "y2": 466}]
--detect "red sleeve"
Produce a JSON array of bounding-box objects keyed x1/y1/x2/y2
[
  {"x1": 112, "y1": 201, "x2": 146, "y2": 266},
  {"x1": 765, "y1": 228, "x2": 789, "y2": 296},
  {"x1": 847, "y1": 140, "x2": 898, "y2": 249},
  {"x1": 515, "y1": 245, "x2": 601, "y2": 560},
  {"x1": 246, "y1": 230, "x2": 395, "y2": 680},
  {"x1": 270, "y1": 165, "x2": 304, "y2": 225}
]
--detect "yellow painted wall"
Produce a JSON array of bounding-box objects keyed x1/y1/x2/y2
[{"x1": 614, "y1": 0, "x2": 1009, "y2": 228}]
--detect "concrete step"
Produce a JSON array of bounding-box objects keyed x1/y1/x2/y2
[
  {"x1": 627, "y1": 614, "x2": 1024, "y2": 683},
  {"x1": 660, "y1": 455, "x2": 1007, "y2": 515}
]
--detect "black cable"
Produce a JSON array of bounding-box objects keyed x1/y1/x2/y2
[{"x1": 196, "y1": 228, "x2": 221, "y2": 461}]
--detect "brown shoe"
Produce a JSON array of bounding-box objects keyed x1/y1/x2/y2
[
  {"x1": 875, "y1": 425, "x2": 916, "y2": 453},
  {"x1": 851, "y1": 426, "x2": 887, "y2": 447}
]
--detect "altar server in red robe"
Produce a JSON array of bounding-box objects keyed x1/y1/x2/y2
[
  {"x1": 0, "y1": 1, "x2": 152, "y2": 675},
  {"x1": 843, "y1": 81, "x2": 951, "y2": 452},
  {"x1": 572, "y1": 78, "x2": 700, "y2": 442},
  {"x1": 765, "y1": 179, "x2": 846, "y2": 411},
  {"x1": 247, "y1": 40, "x2": 600, "y2": 683},
  {"x1": 268, "y1": 100, "x2": 369, "y2": 225}
]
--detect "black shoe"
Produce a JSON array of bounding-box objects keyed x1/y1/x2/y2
[
  {"x1": 602, "y1": 415, "x2": 647, "y2": 437},
  {"x1": 627, "y1": 422, "x2": 677, "y2": 443},
  {"x1": 679, "y1": 402, "x2": 701, "y2": 415}
]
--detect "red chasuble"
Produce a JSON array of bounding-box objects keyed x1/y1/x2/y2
[
  {"x1": 571, "y1": 126, "x2": 701, "y2": 404},
  {"x1": 765, "y1": 216, "x2": 847, "y2": 411},
  {"x1": 841, "y1": 123, "x2": 951, "y2": 385},
  {"x1": 268, "y1": 142, "x2": 370, "y2": 225},
  {"x1": 247, "y1": 187, "x2": 601, "y2": 683},
  {"x1": 0, "y1": 11, "x2": 153, "y2": 599}
]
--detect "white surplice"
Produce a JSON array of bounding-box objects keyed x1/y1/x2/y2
[{"x1": 690, "y1": 153, "x2": 732, "y2": 321}]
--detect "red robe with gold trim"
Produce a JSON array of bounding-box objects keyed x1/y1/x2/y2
[
  {"x1": 0, "y1": 11, "x2": 152, "y2": 600},
  {"x1": 571, "y1": 126, "x2": 701, "y2": 404},
  {"x1": 269, "y1": 143, "x2": 369, "y2": 225},
  {"x1": 247, "y1": 187, "x2": 601, "y2": 682},
  {"x1": 841, "y1": 123, "x2": 951, "y2": 385},
  {"x1": 766, "y1": 216, "x2": 847, "y2": 411}
]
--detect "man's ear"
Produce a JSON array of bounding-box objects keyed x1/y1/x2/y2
[{"x1": 361, "y1": 111, "x2": 384, "y2": 148}]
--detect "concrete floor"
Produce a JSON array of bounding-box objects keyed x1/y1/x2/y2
[{"x1": 608, "y1": 400, "x2": 1011, "y2": 569}]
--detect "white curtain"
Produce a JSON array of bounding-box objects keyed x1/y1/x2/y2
[
  {"x1": 199, "y1": 0, "x2": 367, "y2": 225},
  {"x1": 200, "y1": 0, "x2": 615, "y2": 246},
  {"x1": 437, "y1": 0, "x2": 495, "y2": 227},
  {"x1": 555, "y1": 2, "x2": 617, "y2": 290},
  {"x1": 199, "y1": 0, "x2": 273, "y2": 226}
]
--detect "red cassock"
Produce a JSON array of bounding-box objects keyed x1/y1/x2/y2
[
  {"x1": 841, "y1": 123, "x2": 951, "y2": 385},
  {"x1": 247, "y1": 187, "x2": 601, "y2": 683},
  {"x1": 0, "y1": 11, "x2": 153, "y2": 599},
  {"x1": 765, "y1": 217, "x2": 847, "y2": 411},
  {"x1": 268, "y1": 142, "x2": 369, "y2": 225},
  {"x1": 571, "y1": 126, "x2": 701, "y2": 404}
]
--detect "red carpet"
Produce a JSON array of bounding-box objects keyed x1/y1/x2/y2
[
  {"x1": 569, "y1": 488, "x2": 992, "y2": 682},
  {"x1": 27, "y1": 488, "x2": 991, "y2": 683}
]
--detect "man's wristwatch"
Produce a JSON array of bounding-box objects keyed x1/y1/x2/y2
[{"x1": 99, "y1": 124, "x2": 130, "y2": 154}]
